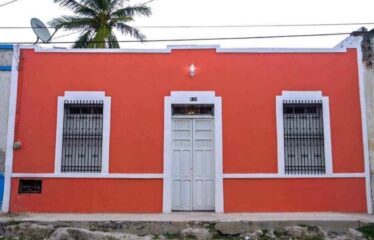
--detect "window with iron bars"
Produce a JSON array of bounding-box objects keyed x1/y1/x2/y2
[
  {"x1": 283, "y1": 100, "x2": 325, "y2": 174},
  {"x1": 18, "y1": 179, "x2": 42, "y2": 194},
  {"x1": 61, "y1": 100, "x2": 103, "y2": 173}
]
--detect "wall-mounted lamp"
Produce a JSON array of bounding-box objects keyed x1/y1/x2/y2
[
  {"x1": 189, "y1": 63, "x2": 196, "y2": 78},
  {"x1": 13, "y1": 141, "x2": 22, "y2": 150}
]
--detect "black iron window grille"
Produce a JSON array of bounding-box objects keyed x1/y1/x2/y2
[
  {"x1": 18, "y1": 179, "x2": 42, "y2": 194},
  {"x1": 61, "y1": 100, "x2": 104, "y2": 173},
  {"x1": 283, "y1": 100, "x2": 325, "y2": 174},
  {"x1": 172, "y1": 104, "x2": 214, "y2": 116}
]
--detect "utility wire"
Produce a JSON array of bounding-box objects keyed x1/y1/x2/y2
[
  {"x1": 130, "y1": 22, "x2": 374, "y2": 29},
  {"x1": 54, "y1": 30, "x2": 80, "y2": 39},
  {"x1": 0, "y1": 22, "x2": 374, "y2": 29},
  {"x1": 140, "y1": 0, "x2": 155, "y2": 6},
  {"x1": 0, "y1": 0, "x2": 19, "y2": 7},
  {"x1": 0, "y1": 32, "x2": 360, "y2": 45}
]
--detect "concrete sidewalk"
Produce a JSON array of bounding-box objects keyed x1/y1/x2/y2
[{"x1": 0, "y1": 212, "x2": 373, "y2": 223}]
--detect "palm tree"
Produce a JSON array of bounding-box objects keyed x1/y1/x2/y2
[{"x1": 49, "y1": 0, "x2": 152, "y2": 48}]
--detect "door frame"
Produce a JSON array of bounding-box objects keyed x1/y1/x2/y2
[{"x1": 163, "y1": 91, "x2": 223, "y2": 213}]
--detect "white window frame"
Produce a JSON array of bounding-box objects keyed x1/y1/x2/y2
[
  {"x1": 276, "y1": 91, "x2": 333, "y2": 175},
  {"x1": 54, "y1": 91, "x2": 111, "y2": 175}
]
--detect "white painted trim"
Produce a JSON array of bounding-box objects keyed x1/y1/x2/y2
[
  {"x1": 216, "y1": 48, "x2": 347, "y2": 53},
  {"x1": 54, "y1": 91, "x2": 111, "y2": 174},
  {"x1": 19, "y1": 44, "x2": 351, "y2": 54},
  {"x1": 214, "y1": 97, "x2": 224, "y2": 213},
  {"x1": 11, "y1": 172, "x2": 364, "y2": 179},
  {"x1": 276, "y1": 91, "x2": 333, "y2": 175},
  {"x1": 353, "y1": 36, "x2": 373, "y2": 214},
  {"x1": 54, "y1": 97, "x2": 64, "y2": 174},
  {"x1": 276, "y1": 96, "x2": 285, "y2": 175},
  {"x1": 12, "y1": 173, "x2": 163, "y2": 179},
  {"x1": 2, "y1": 45, "x2": 20, "y2": 212},
  {"x1": 167, "y1": 44, "x2": 221, "y2": 50},
  {"x1": 223, "y1": 173, "x2": 365, "y2": 179},
  {"x1": 163, "y1": 97, "x2": 172, "y2": 213},
  {"x1": 35, "y1": 46, "x2": 172, "y2": 54},
  {"x1": 64, "y1": 91, "x2": 106, "y2": 100},
  {"x1": 102, "y1": 97, "x2": 111, "y2": 174},
  {"x1": 163, "y1": 91, "x2": 224, "y2": 213}
]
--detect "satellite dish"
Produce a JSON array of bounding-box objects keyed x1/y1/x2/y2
[{"x1": 31, "y1": 18, "x2": 58, "y2": 44}]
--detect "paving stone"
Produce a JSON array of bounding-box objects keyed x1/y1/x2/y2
[
  {"x1": 347, "y1": 228, "x2": 365, "y2": 240},
  {"x1": 47, "y1": 227, "x2": 154, "y2": 240},
  {"x1": 180, "y1": 227, "x2": 213, "y2": 240},
  {"x1": 284, "y1": 226, "x2": 307, "y2": 238},
  {"x1": 0, "y1": 220, "x2": 370, "y2": 240},
  {"x1": 4, "y1": 223, "x2": 55, "y2": 240},
  {"x1": 215, "y1": 221, "x2": 250, "y2": 235}
]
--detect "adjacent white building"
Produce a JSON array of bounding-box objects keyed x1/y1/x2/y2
[{"x1": 0, "y1": 45, "x2": 13, "y2": 205}]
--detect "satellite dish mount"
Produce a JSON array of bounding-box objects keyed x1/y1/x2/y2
[{"x1": 31, "y1": 18, "x2": 59, "y2": 44}]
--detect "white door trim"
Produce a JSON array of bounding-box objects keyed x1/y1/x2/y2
[{"x1": 163, "y1": 91, "x2": 223, "y2": 213}]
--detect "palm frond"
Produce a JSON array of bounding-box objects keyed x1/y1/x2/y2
[
  {"x1": 111, "y1": 5, "x2": 151, "y2": 18},
  {"x1": 73, "y1": 30, "x2": 92, "y2": 48},
  {"x1": 53, "y1": 0, "x2": 84, "y2": 11},
  {"x1": 49, "y1": 16, "x2": 94, "y2": 30},
  {"x1": 108, "y1": 32, "x2": 120, "y2": 48},
  {"x1": 53, "y1": 0, "x2": 98, "y2": 17},
  {"x1": 98, "y1": 0, "x2": 110, "y2": 10},
  {"x1": 109, "y1": 0, "x2": 124, "y2": 12},
  {"x1": 109, "y1": 16, "x2": 133, "y2": 25},
  {"x1": 88, "y1": 26, "x2": 111, "y2": 48},
  {"x1": 77, "y1": 0, "x2": 104, "y2": 11},
  {"x1": 85, "y1": 0, "x2": 110, "y2": 11},
  {"x1": 116, "y1": 22, "x2": 145, "y2": 41},
  {"x1": 74, "y1": 6, "x2": 98, "y2": 17}
]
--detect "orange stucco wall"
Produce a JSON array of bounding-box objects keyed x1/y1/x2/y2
[
  {"x1": 224, "y1": 178, "x2": 367, "y2": 212},
  {"x1": 9, "y1": 47, "x2": 367, "y2": 212},
  {"x1": 11, "y1": 178, "x2": 163, "y2": 213}
]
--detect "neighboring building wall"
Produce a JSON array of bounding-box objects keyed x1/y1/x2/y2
[
  {"x1": 0, "y1": 45, "x2": 13, "y2": 207},
  {"x1": 0, "y1": 72, "x2": 11, "y2": 171},
  {"x1": 7, "y1": 46, "x2": 368, "y2": 213},
  {"x1": 360, "y1": 33, "x2": 374, "y2": 212},
  {"x1": 365, "y1": 68, "x2": 374, "y2": 212}
]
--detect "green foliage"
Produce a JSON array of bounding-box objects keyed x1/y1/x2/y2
[
  {"x1": 50, "y1": 0, "x2": 152, "y2": 48},
  {"x1": 304, "y1": 236, "x2": 324, "y2": 240},
  {"x1": 212, "y1": 234, "x2": 238, "y2": 240},
  {"x1": 6, "y1": 220, "x2": 20, "y2": 225},
  {"x1": 163, "y1": 232, "x2": 180, "y2": 239},
  {"x1": 0, "y1": 236, "x2": 28, "y2": 240},
  {"x1": 357, "y1": 224, "x2": 374, "y2": 240},
  {"x1": 105, "y1": 237, "x2": 117, "y2": 240},
  {"x1": 273, "y1": 229, "x2": 286, "y2": 238},
  {"x1": 298, "y1": 224, "x2": 320, "y2": 232}
]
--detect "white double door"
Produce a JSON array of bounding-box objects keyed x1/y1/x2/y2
[{"x1": 171, "y1": 117, "x2": 215, "y2": 211}]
